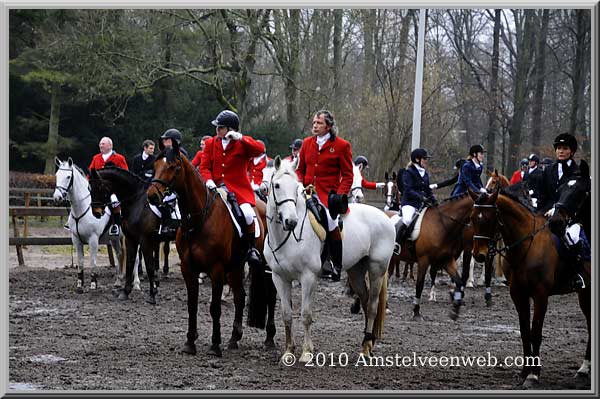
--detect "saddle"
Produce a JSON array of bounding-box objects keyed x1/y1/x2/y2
[
  {"x1": 215, "y1": 187, "x2": 260, "y2": 238},
  {"x1": 305, "y1": 193, "x2": 344, "y2": 242}
]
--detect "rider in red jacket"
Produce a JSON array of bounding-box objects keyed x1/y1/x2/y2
[
  {"x1": 200, "y1": 110, "x2": 265, "y2": 267},
  {"x1": 297, "y1": 110, "x2": 353, "y2": 281}
]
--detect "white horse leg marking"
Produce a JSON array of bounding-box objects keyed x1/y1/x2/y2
[
  {"x1": 576, "y1": 359, "x2": 591, "y2": 376},
  {"x1": 272, "y1": 273, "x2": 295, "y2": 361},
  {"x1": 428, "y1": 284, "x2": 437, "y2": 302},
  {"x1": 89, "y1": 237, "x2": 99, "y2": 290},
  {"x1": 466, "y1": 257, "x2": 475, "y2": 288}
]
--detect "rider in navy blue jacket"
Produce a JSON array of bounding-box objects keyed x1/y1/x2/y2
[
  {"x1": 395, "y1": 149, "x2": 437, "y2": 250},
  {"x1": 451, "y1": 144, "x2": 488, "y2": 197}
]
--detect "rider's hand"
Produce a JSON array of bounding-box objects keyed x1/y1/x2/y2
[
  {"x1": 376, "y1": 182, "x2": 385, "y2": 189},
  {"x1": 225, "y1": 131, "x2": 243, "y2": 141},
  {"x1": 479, "y1": 187, "x2": 487, "y2": 193},
  {"x1": 545, "y1": 207, "x2": 555, "y2": 217},
  {"x1": 206, "y1": 180, "x2": 217, "y2": 190},
  {"x1": 429, "y1": 183, "x2": 438, "y2": 190},
  {"x1": 251, "y1": 182, "x2": 260, "y2": 191}
]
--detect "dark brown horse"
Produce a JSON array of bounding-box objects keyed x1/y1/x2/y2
[
  {"x1": 147, "y1": 145, "x2": 276, "y2": 357},
  {"x1": 469, "y1": 187, "x2": 591, "y2": 387},
  {"x1": 396, "y1": 193, "x2": 474, "y2": 320}
]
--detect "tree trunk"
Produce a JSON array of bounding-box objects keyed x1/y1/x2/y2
[
  {"x1": 486, "y1": 9, "x2": 501, "y2": 171},
  {"x1": 332, "y1": 9, "x2": 343, "y2": 112},
  {"x1": 362, "y1": 9, "x2": 376, "y2": 103},
  {"x1": 507, "y1": 9, "x2": 535, "y2": 173},
  {"x1": 284, "y1": 9, "x2": 300, "y2": 131},
  {"x1": 530, "y1": 9, "x2": 549, "y2": 151},
  {"x1": 569, "y1": 9, "x2": 589, "y2": 139},
  {"x1": 44, "y1": 82, "x2": 61, "y2": 175}
]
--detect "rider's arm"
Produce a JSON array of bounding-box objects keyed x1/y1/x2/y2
[
  {"x1": 434, "y1": 173, "x2": 458, "y2": 189},
  {"x1": 337, "y1": 140, "x2": 354, "y2": 195}
]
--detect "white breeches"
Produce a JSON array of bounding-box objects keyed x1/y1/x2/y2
[
  {"x1": 401, "y1": 205, "x2": 416, "y2": 226},
  {"x1": 240, "y1": 203, "x2": 256, "y2": 226},
  {"x1": 565, "y1": 223, "x2": 581, "y2": 245}
]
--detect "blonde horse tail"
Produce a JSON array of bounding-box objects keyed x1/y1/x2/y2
[{"x1": 373, "y1": 271, "x2": 388, "y2": 340}]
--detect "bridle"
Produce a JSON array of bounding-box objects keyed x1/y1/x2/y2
[{"x1": 150, "y1": 160, "x2": 181, "y2": 203}]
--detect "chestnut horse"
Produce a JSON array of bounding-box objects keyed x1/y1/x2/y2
[
  {"x1": 469, "y1": 186, "x2": 591, "y2": 387},
  {"x1": 147, "y1": 145, "x2": 276, "y2": 357}
]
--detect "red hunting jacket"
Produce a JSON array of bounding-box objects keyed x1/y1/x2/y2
[
  {"x1": 200, "y1": 135, "x2": 265, "y2": 206},
  {"x1": 247, "y1": 155, "x2": 268, "y2": 186},
  {"x1": 297, "y1": 135, "x2": 353, "y2": 207},
  {"x1": 191, "y1": 150, "x2": 203, "y2": 168},
  {"x1": 89, "y1": 151, "x2": 129, "y2": 172}
]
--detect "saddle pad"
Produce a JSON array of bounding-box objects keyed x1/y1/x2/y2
[
  {"x1": 408, "y1": 207, "x2": 428, "y2": 241},
  {"x1": 552, "y1": 229, "x2": 591, "y2": 262},
  {"x1": 216, "y1": 188, "x2": 260, "y2": 238}
]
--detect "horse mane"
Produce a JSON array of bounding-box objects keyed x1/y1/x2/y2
[
  {"x1": 440, "y1": 192, "x2": 470, "y2": 204},
  {"x1": 499, "y1": 182, "x2": 537, "y2": 213},
  {"x1": 100, "y1": 165, "x2": 148, "y2": 187}
]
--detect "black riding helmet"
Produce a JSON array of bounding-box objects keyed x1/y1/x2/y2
[
  {"x1": 528, "y1": 154, "x2": 540, "y2": 163},
  {"x1": 159, "y1": 128, "x2": 183, "y2": 151},
  {"x1": 541, "y1": 157, "x2": 554, "y2": 166},
  {"x1": 211, "y1": 110, "x2": 240, "y2": 131},
  {"x1": 553, "y1": 133, "x2": 577, "y2": 153},
  {"x1": 469, "y1": 144, "x2": 486, "y2": 157},
  {"x1": 520, "y1": 158, "x2": 528, "y2": 166},
  {"x1": 290, "y1": 138, "x2": 303, "y2": 150},
  {"x1": 410, "y1": 148, "x2": 431, "y2": 164},
  {"x1": 354, "y1": 155, "x2": 369, "y2": 168}
]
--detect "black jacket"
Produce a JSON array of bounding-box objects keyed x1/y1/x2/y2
[
  {"x1": 537, "y1": 159, "x2": 579, "y2": 212},
  {"x1": 130, "y1": 153, "x2": 156, "y2": 181},
  {"x1": 523, "y1": 166, "x2": 543, "y2": 200},
  {"x1": 401, "y1": 164, "x2": 435, "y2": 208}
]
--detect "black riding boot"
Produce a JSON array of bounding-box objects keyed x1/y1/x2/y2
[
  {"x1": 158, "y1": 205, "x2": 177, "y2": 236},
  {"x1": 109, "y1": 209, "x2": 122, "y2": 236},
  {"x1": 569, "y1": 241, "x2": 586, "y2": 290},
  {"x1": 327, "y1": 227, "x2": 343, "y2": 282},
  {"x1": 244, "y1": 221, "x2": 261, "y2": 268},
  {"x1": 393, "y1": 222, "x2": 409, "y2": 255}
]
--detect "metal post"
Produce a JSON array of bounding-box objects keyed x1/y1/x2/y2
[{"x1": 411, "y1": 8, "x2": 427, "y2": 151}]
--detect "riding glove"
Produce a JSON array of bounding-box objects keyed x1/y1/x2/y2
[
  {"x1": 429, "y1": 183, "x2": 438, "y2": 190},
  {"x1": 225, "y1": 132, "x2": 243, "y2": 141},
  {"x1": 376, "y1": 182, "x2": 386, "y2": 188},
  {"x1": 206, "y1": 179, "x2": 217, "y2": 190}
]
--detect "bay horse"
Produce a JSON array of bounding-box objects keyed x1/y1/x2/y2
[
  {"x1": 468, "y1": 186, "x2": 591, "y2": 387},
  {"x1": 548, "y1": 159, "x2": 591, "y2": 240},
  {"x1": 265, "y1": 156, "x2": 392, "y2": 361},
  {"x1": 53, "y1": 157, "x2": 125, "y2": 292},
  {"x1": 147, "y1": 145, "x2": 276, "y2": 356},
  {"x1": 394, "y1": 193, "x2": 474, "y2": 320},
  {"x1": 89, "y1": 166, "x2": 172, "y2": 304}
]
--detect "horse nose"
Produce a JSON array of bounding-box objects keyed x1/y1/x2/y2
[{"x1": 284, "y1": 218, "x2": 297, "y2": 230}]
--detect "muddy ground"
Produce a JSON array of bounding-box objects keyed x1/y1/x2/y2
[{"x1": 8, "y1": 226, "x2": 591, "y2": 392}]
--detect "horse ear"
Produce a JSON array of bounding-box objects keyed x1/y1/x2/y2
[
  {"x1": 55, "y1": 156, "x2": 62, "y2": 167},
  {"x1": 467, "y1": 188, "x2": 479, "y2": 202},
  {"x1": 392, "y1": 171, "x2": 397, "y2": 181},
  {"x1": 494, "y1": 169, "x2": 498, "y2": 176},
  {"x1": 384, "y1": 171, "x2": 389, "y2": 181},
  {"x1": 67, "y1": 157, "x2": 73, "y2": 167},
  {"x1": 274, "y1": 155, "x2": 282, "y2": 171}
]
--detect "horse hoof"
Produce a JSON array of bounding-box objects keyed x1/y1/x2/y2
[
  {"x1": 412, "y1": 314, "x2": 423, "y2": 322},
  {"x1": 145, "y1": 295, "x2": 157, "y2": 305},
  {"x1": 449, "y1": 310, "x2": 459, "y2": 321},
  {"x1": 299, "y1": 352, "x2": 312, "y2": 363},
  {"x1": 484, "y1": 293, "x2": 492, "y2": 307},
  {"x1": 350, "y1": 302, "x2": 361, "y2": 314},
  {"x1": 182, "y1": 342, "x2": 196, "y2": 355},
  {"x1": 522, "y1": 374, "x2": 539, "y2": 388},
  {"x1": 207, "y1": 346, "x2": 222, "y2": 357},
  {"x1": 227, "y1": 341, "x2": 239, "y2": 350},
  {"x1": 75, "y1": 287, "x2": 84, "y2": 294},
  {"x1": 264, "y1": 339, "x2": 276, "y2": 349},
  {"x1": 117, "y1": 292, "x2": 129, "y2": 302},
  {"x1": 134, "y1": 283, "x2": 141, "y2": 291},
  {"x1": 466, "y1": 281, "x2": 474, "y2": 288},
  {"x1": 385, "y1": 308, "x2": 392, "y2": 315}
]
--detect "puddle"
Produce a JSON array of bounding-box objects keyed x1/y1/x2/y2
[
  {"x1": 28, "y1": 354, "x2": 67, "y2": 364},
  {"x1": 9, "y1": 382, "x2": 44, "y2": 391}
]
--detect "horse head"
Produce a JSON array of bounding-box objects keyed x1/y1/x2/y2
[
  {"x1": 349, "y1": 164, "x2": 365, "y2": 203},
  {"x1": 384, "y1": 171, "x2": 398, "y2": 209},
  {"x1": 549, "y1": 159, "x2": 591, "y2": 237},
  {"x1": 268, "y1": 156, "x2": 300, "y2": 231},
  {"x1": 89, "y1": 169, "x2": 112, "y2": 218},
  {"x1": 468, "y1": 187, "x2": 500, "y2": 263},
  {"x1": 485, "y1": 169, "x2": 510, "y2": 191},
  {"x1": 53, "y1": 156, "x2": 75, "y2": 203},
  {"x1": 147, "y1": 145, "x2": 184, "y2": 206}
]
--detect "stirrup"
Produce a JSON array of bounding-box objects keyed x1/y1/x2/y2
[
  {"x1": 109, "y1": 225, "x2": 120, "y2": 236},
  {"x1": 393, "y1": 242, "x2": 401, "y2": 256},
  {"x1": 573, "y1": 274, "x2": 586, "y2": 290}
]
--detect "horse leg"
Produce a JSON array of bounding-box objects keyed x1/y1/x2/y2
[
  {"x1": 75, "y1": 238, "x2": 85, "y2": 294},
  {"x1": 181, "y1": 264, "x2": 199, "y2": 355},
  {"x1": 483, "y1": 256, "x2": 493, "y2": 307},
  {"x1": 511, "y1": 289, "x2": 533, "y2": 383},
  {"x1": 208, "y1": 276, "x2": 225, "y2": 357},
  {"x1": 88, "y1": 237, "x2": 99, "y2": 290},
  {"x1": 113, "y1": 237, "x2": 125, "y2": 289},
  {"x1": 132, "y1": 243, "x2": 141, "y2": 291},
  {"x1": 428, "y1": 266, "x2": 437, "y2": 302},
  {"x1": 347, "y1": 264, "x2": 369, "y2": 317},
  {"x1": 136, "y1": 247, "x2": 144, "y2": 279},
  {"x1": 462, "y1": 251, "x2": 474, "y2": 289},
  {"x1": 118, "y1": 237, "x2": 138, "y2": 301},
  {"x1": 163, "y1": 241, "x2": 170, "y2": 276},
  {"x1": 412, "y1": 260, "x2": 429, "y2": 321},
  {"x1": 523, "y1": 293, "x2": 548, "y2": 387},
  {"x1": 264, "y1": 275, "x2": 277, "y2": 349},
  {"x1": 227, "y1": 268, "x2": 246, "y2": 350},
  {"x1": 272, "y1": 272, "x2": 295, "y2": 361},
  {"x1": 576, "y1": 287, "x2": 591, "y2": 378},
  {"x1": 298, "y1": 273, "x2": 317, "y2": 363},
  {"x1": 141, "y1": 240, "x2": 158, "y2": 304},
  {"x1": 446, "y1": 258, "x2": 463, "y2": 321},
  {"x1": 362, "y1": 264, "x2": 386, "y2": 357}
]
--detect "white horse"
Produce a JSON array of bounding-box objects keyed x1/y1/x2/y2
[
  {"x1": 349, "y1": 163, "x2": 365, "y2": 203},
  {"x1": 53, "y1": 157, "x2": 128, "y2": 292},
  {"x1": 264, "y1": 156, "x2": 394, "y2": 362}
]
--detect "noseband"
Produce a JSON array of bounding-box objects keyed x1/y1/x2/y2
[{"x1": 150, "y1": 161, "x2": 181, "y2": 201}]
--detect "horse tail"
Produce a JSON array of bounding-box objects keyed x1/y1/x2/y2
[
  {"x1": 247, "y1": 260, "x2": 269, "y2": 329},
  {"x1": 373, "y1": 271, "x2": 388, "y2": 340}
]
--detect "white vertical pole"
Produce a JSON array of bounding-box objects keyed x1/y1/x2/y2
[{"x1": 412, "y1": 8, "x2": 427, "y2": 151}]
